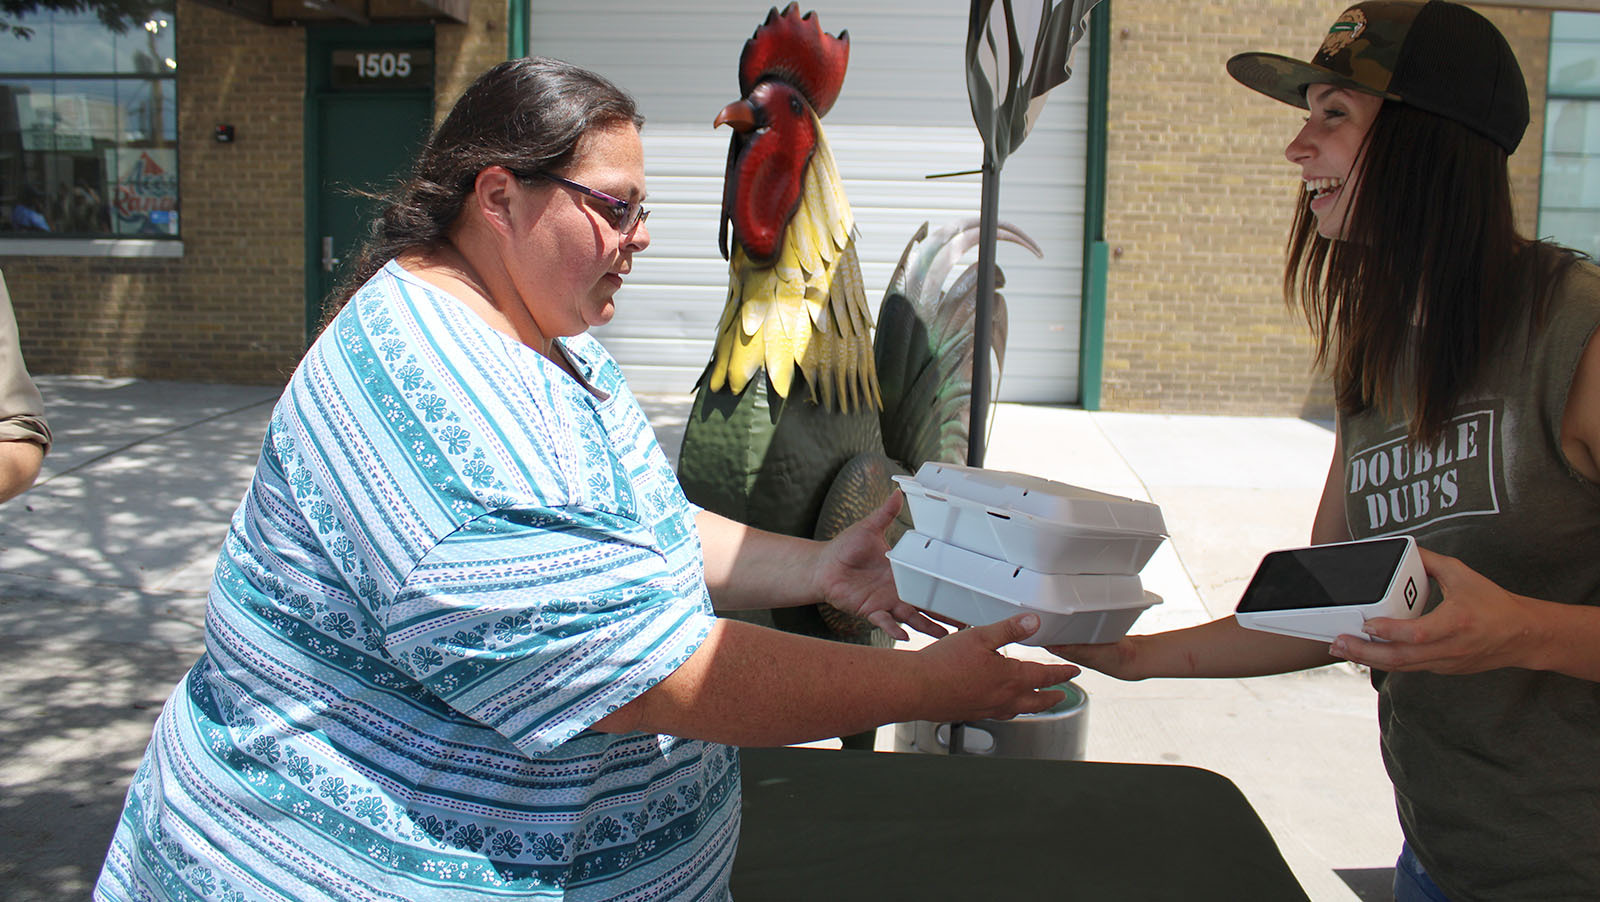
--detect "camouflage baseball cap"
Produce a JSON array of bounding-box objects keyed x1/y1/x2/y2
[{"x1": 1227, "y1": 0, "x2": 1529, "y2": 153}]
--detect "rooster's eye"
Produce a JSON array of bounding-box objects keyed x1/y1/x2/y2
[{"x1": 789, "y1": 97, "x2": 803, "y2": 116}]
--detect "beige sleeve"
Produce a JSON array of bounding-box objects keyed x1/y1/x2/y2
[{"x1": 0, "y1": 270, "x2": 51, "y2": 453}]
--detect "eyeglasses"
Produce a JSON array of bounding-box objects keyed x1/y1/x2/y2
[{"x1": 528, "y1": 172, "x2": 650, "y2": 235}]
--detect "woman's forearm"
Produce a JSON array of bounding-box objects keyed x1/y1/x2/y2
[
  {"x1": 1525, "y1": 597, "x2": 1600, "y2": 681},
  {"x1": 595, "y1": 616, "x2": 1077, "y2": 746},
  {"x1": 1066, "y1": 615, "x2": 1338, "y2": 681},
  {"x1": 695, "y1": 509, "x2": 822, "y2": 611}
]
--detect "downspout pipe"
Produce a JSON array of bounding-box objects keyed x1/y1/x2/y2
[
  {"x1": 506, "y1": 0, "x2": 528, "y2": 58},
  {"x1": 1078, "y1": 1, "x2": 1111, "y2": 410}
]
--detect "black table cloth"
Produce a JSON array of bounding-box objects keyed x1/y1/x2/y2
[{"x1": 733, "y1": 747, "x2": 1310, "y2": 901}]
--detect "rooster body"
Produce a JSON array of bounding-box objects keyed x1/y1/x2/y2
[
  {"x1": 679, "y1": 4, "x2": 1039, "y2": 652},
  {"x1": 680, "y1": 5, "x2": 884, "y2": 544}
]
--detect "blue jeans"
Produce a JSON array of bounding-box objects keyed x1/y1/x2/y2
[{"x1": 1393, "y1": 842, "x2": 1452, "y2": 902}]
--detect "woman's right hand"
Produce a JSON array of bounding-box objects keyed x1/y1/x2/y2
[
  {"x1": 911, "y1": 614, "x2": 1081, "y2": 722},
  {"x1": 1047, "y1": 637, "x2": 1145, "y2": 681}
]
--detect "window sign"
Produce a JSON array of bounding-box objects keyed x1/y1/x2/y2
[
  {"x1": 109, "y1": 148, "x2": 178, "y2": 235},
  {"x1": 330, "y1": 49, "x2": 433, "y2": 91}
]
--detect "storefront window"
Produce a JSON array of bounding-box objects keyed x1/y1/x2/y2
[
  {"x1": 1, "y1": 0, "x2": 178, "y2": 238},
  {"x1": 1541, "y1": 12, "x2": 1600, "y2": 258}
]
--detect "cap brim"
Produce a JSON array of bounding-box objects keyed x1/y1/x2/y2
[{"x1": 1226, "y1": 51, "x2": 1398, "y2": 110}]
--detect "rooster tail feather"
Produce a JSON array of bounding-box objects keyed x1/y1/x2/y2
[
  {"x1": 906, "y1": 218, "x2": 980, "y2": 307},
  {"x1": 882, "y1": 221, "x2": 929, "y2": 303},
  {"x1": 874, "y1": 219, "x2": 1038, "y2": 470}
]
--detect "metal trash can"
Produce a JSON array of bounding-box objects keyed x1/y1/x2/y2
[{"x1": 892, "y1": 681, "x2": 1088, "y2": 760}]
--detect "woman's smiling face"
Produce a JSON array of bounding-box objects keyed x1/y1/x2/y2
[{"x1": 1285, "y1": 85, "x2": 1384, "y2": 240}]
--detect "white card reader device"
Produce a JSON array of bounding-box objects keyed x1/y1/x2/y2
[{"x1": 1234, "y1": 536, "x2": 1427, "y2": 643}]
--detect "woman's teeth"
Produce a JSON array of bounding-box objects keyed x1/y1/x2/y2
[{"x1": 1305, "y1": 177, "x2": 1343, "y2": 199}]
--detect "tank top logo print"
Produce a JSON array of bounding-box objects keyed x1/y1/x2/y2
[{"x1": 1345, "y1": 405, "x2": 1503, "y2": 536}]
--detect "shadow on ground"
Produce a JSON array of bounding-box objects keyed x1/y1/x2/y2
[
  {"x1": 1337, "y1": 866, "x2": 1397, "y2": 901},
  {"x1": 0, "y1": 378, "x2": 278, "y2": 900}
]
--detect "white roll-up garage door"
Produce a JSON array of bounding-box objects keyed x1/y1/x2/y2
[{"x1": 530, "y1": 1, "x2": 1088, "y2": 402}]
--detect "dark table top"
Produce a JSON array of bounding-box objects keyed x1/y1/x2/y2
[{"x1": 732, "y1": 747, "x2": 1310, "y2": 901}]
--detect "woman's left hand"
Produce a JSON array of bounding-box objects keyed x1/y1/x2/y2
[
  {"x1": 815, "y1": 491, "x2": 948, "y2": 641},
  {"x1": 1330, "y1": 548, "x2": 1537, "y2": 674}
]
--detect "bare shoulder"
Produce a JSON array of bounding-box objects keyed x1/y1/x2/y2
[{"x1": 1561, "y1": 325, "x2": 1600, "y2": 483}]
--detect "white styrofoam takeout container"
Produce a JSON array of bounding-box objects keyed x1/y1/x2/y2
[
  {"x1": 892, "y1": 462, "x2": 1168, "y2": 575},
  {"x1": 887, "y1": 531, "x2": 1162, "y2": 646}
]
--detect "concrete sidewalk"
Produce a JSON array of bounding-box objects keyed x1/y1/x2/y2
[{"x1": 0, "y1": 376, "x2": 1399, "y2": 901}]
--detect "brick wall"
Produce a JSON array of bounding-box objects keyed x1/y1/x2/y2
[
  {"x1": 2, "y1": 0, "x2": 509, "y2": 386},
  {"x1": 1485, "y1": 6, "x2": 1549, "y2": 236},
  {"x1": 1097, "y1": 1, "x2": 1550, "y2": 417},
  {"x1": 434, "y1": 0, "x2": 510, "y2": 124},
  {"x1": 3, "y1": 0, "x2": 308, "y2": 384}
]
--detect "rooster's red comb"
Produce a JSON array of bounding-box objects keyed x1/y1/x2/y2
[{"x1": 738, "y1": 3, "x2": 849, "y2": 117}]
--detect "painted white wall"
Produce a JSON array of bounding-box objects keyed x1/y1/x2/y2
[{"x1": 531, "y1": 0, "x2": 1089, "y2": 402}]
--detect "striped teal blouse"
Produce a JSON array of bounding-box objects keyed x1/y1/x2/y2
[{"x1": 97, "y1": 260, "x2": 737, "y2": 901}]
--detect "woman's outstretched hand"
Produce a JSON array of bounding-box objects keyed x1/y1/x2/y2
[
  {"x1": 1047, "y1": 636, "x2": 1145, "y2": 681},
  {"x1": 913, "y1": 613, "x2": 1081, "y2": 722},
  {"x1": 815, "y1": 491, "x2": 947, "y2": 641}
]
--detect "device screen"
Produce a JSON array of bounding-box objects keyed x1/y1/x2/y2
[{"x1": 1235, "y1": 539, "x2": 1409, "y2": 613}]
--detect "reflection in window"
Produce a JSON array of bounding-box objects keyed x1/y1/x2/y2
[
  {"x1": 1541, "y1": 12, "x2": 1600, "y2": 258},
  {"x1": 1, "y1": 0, "x2": 177, "y2": 238}
]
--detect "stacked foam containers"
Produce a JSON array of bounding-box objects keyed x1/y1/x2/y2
[{"x1": 887, "y1": 462, "x2": 1169, "y2": 646}]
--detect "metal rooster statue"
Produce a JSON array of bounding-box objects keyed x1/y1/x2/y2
[{"x1": 678, "y1": 3, "x2": 1040, "y2": 672}]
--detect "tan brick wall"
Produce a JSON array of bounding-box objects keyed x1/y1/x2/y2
[
  {"x1": 1098, "y1": 1, "x2": 1550, "y2": 417},
  {"x1": 3, "y1": 0, "x2": 307, "y2": 384},
  {"x1": 1484, "y1": 6, "x2": 1549, "y2": 236},
  {"x1": 434, "y1": 0, "x2": 511, "y2": 123},
  {"x1": 3, "y1": 0, "x2": 510, "y2": 385}
]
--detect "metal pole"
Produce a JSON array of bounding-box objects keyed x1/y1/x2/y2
[{"x1": 967, "y1": 159, "x2": 1001, "y2": 468}]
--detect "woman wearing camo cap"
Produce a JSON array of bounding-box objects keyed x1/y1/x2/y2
[{"x1": 1056, "y1": 3, "x2": 1600, "y2": 900}]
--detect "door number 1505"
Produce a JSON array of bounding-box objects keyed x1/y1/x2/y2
[{"x1": 354, "y1": 52, "x2": 412, "y2": 79}]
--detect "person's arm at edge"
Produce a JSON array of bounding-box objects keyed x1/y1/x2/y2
[
  {"x1": 593, "y1": 613, "x2": 1079, "y2": 746},
  {"x1": 0, "y1": 438, "x2": 43, "y2": 503},
  {"x1": 1047, "y1": 429, "x2": 1349, "y2": 681},
  {"x1": 1511, "y1": 329, "x2": 1600, "y2": 680}
]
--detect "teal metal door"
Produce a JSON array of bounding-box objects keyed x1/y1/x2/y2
[{"x1": 305, "y1": 26, "x2": 434, "y2": 337}]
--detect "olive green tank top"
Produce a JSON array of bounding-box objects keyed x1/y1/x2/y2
[{"x1": 1339, "y1": 260, "x2": 1600, "y2": 901}]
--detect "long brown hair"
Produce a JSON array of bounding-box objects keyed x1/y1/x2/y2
[
  {"x1": 1285, "y1": 101, "x2": 1579, "y2": 447},
  {"x1": 321, "y1": 57, "x2": 644, "y2": 329}
]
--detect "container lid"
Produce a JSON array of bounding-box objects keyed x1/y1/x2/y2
[
  {"x1": 901, "y1": 462, "x2": 1168, "y2": 536},
  {"x1": 888, "y1": 531, "x2": 1150, "y2": 613}
]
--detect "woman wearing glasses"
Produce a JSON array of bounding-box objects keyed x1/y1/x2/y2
[{"x1": 95, "y1": 57, "x2": 1075, "y2": 901}]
